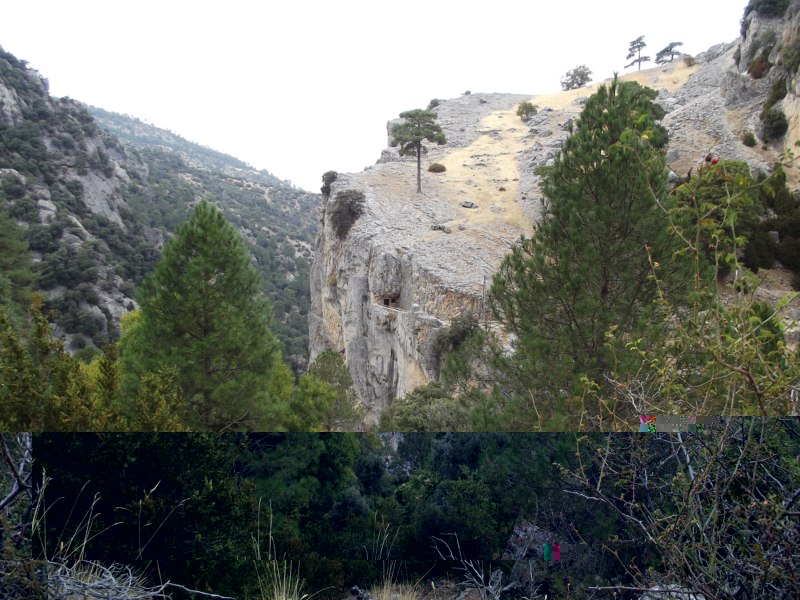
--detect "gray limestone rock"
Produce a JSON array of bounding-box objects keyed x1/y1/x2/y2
[{"x1": 308, "y1": 37, "x2": 797, "y2": 427}]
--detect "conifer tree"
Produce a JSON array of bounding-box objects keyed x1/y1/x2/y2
[
  {"x1": 626, "y1": 35, "x2": 650, "y2": 70},
  {"x1": 0, "y1": 296, "x2": 105, "y2": 431},
  {"x1": 122, "y1": 200, "x2": 283, "y2": 430},
  {"x1": 655, "y1": 42, "x2": 683, "y2": 64},
  {"x1": 488, "y1": 77, "x2": 683, "y2": 428},
  {"x1": 390, "y1": 109, "x2": 446, "y2": 193}
]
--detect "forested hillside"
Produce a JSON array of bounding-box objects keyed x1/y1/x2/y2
[
  {"x1": 116, "y1": 145, "x2": 315, "y2": 363},
  {"x1": 0, "y1": 46, "x2": 319, "y2": 364},
  {"x1": 87, "y1": 106, "x2": 321, "y2": 361},
  {"x1": 0, "y1": 45, "x2": 157, "y2": 351},
  {"x1": 1, "y1": 44, "x2": 358, "y2": 433}
]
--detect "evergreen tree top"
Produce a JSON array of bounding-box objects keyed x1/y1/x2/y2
[
  {"x1": 129, "y1": 198, "x2": 283, "y2": 430},
  {"x1": 391, "y1": 109, "x2": 446, "y2": 151},
  {"x1": 627, "y1": 35, "x2": 646, "y2": 59}
]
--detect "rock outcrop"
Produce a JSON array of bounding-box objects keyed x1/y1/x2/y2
[
  {"x1": 309, "y1": 27, "x2": 800, "y2": 426},
  {"x1": 309, "y1": 92, "x2": 542, "y2": 425}
]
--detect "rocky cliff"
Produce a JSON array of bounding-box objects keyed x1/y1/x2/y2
[{"x1": 309, "y1": 11, "x2": 800, "y2": 426}]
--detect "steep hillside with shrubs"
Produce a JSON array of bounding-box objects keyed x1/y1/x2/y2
[
  {"x1": 0, "y1": 46, "x2": 319, "y2": 364},
  {"x1": 0, "y1": 45, "x2": 157, "y2": 355},
  {"x1": 87, "y1": 108, "x2": 320, "y2": 363}
]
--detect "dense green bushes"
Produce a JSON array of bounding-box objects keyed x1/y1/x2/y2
[
  {"x1": 35, "y1": 428, "x2": 795, "y2": 598},
  {"x1": 763, "y1": 107, "x2": 789, "y2": 140},
  {"x1": 744, "y1": 0, "x2": 790, "y2": 18},
  {"x1": 329, "y1": 189, "x2": 365, "y2": 239}
]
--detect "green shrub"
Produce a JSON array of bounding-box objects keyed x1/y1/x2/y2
[
  {"x1": 8, "y1": 196, "x2": 38, "y2": 221},
  {"x1": 742, "y1": 131, "x2": 757, "y2": 147},
  {"x1": 428, "y1": 163, "x2": 446, "y2": 173},
  {"x1": 1, "y1": 177, "x2": 26, "y2": 199},
  {"x1": 434, "y1": 314, "x2": 479, "y2": 369},
  {"x1": 516, "y1": 101, "x2": 539, "y2": 121},
  {"x1": 427, "y1": 98, "x2": 440, "y2": 110},
  {"x1": 782, "y1": 37, "x2": 800, "y2": 73},
  {"x1": 748, "y1": 55, "x2": 771, "y2": 78},
  {"x1": 734, "y1": 47, "x2": 742, "y2": 67},
  {"x1": 762, "y1": 107, "x2": 789, "y2": 141},
  {"x1": 744, "y1": 0, "x2": 790, "y2": 19},
  {"x1": 328, "y1": 189, "x2": 365, "y2": 240},
  {"x1": 742, "y1": 229, "x2": 778, "y2": 271},
  {"x1": 760, "y1": 77, "x2": 787, "y2": 119},
  {"x1": 320, "y1": 170, "x2": 338, "y2": 196},
  {"x1": 777, "y1": 235, "x2": 800, "y2": 271}
]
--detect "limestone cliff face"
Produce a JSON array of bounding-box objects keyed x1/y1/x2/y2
[
  {"x1": 310, "y1": 28, "x2": 800, "y2": 425},
  {"x1": 310, "y1": 92, "x2": 563, "y2": 425}
]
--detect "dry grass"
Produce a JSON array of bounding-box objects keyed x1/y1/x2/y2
[
  {"x1": 433, "y1": 112, "x2": 529, "y2": 232},
  {"x1": 370, "y1": 578, "x2": 424, "y2": 600},
  {"x1": 251, "y1": 498, "x2": 328, "y2": 600},
  {"x1": 253, "y1": 561, "x2": 307, "y2": 600}
]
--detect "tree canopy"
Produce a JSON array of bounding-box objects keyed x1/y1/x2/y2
[
  {"x1": 656, "y1": 42, "x2": 684, "y2": 64},
  {"x1": 626, "y1": 35, "x2": 650, "y2": 70},
  {"x1": 121, "y1": 200, "x2": 284, "y2": 430},
  {"x1": 390, "y1": 109, "x2": 446, "y2": 193},
  {"x1": 560, "y1": 65, "x2": 593, "y2": 90}
]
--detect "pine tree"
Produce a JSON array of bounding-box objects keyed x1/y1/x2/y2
[
  {"x1": 122, "y1": 200, "x2": 283, "y2": 430},
  {"x1": 488, "y1": 77, "x2": 683, "y2": 428},
  {"x1": 390, "y1": 109, "x2": 446, "y2": 193},
  {"x1": 655, "y1": 42, "x2": 683, "y2": 64},
  {"x1": 626, "y1": 35, "x2": 650, "y2": 70}
]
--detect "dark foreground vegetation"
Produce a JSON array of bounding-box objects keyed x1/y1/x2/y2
[{"x1": 0, "y1": 426, "x2": 789, "y2": 598}]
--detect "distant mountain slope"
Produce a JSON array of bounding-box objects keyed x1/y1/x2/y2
[
  {"x1": 1, "y1": 45, "x2": 157, "y2": 351},
  {"x1": 0, "y1": 46, "x2": 319, "y2": 365},
  {"x1": 87, "y1": 108, "x2": 321, "y2": 364},
  {"x1": 86, "y1": 105, "x2": 293, "y2": 188}
]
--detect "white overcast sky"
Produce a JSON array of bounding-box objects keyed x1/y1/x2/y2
[{"x1": 1, "y1": 1, "x2": 747, "y2": 192}]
